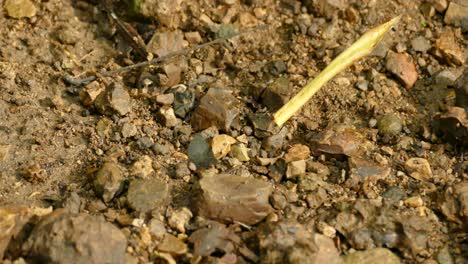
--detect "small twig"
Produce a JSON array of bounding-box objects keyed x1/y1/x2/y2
[{"x1": 63, "y1": 25, "x2": 269, "y2": 86}]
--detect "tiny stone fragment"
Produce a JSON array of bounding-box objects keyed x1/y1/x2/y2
[
  {"x1": 231, "y1": 143, "x2": 250, "y2": 162},
  {"x1": 79, "y1": 81, "x2": 104, "y2": 107},
  {"x1": 4, "y1": 0, "x2": 37, "y2": 18},
  {"x1": 127, "y1": 178, "x2": 169, "y2": 213},
  {"x1": 404, "y1": 157, "x2": 432, "y2": 181},
  {"x1": 158, "y1": 234, "x2": 188, "y2": 255},
  {"x1": 188, "y1": 134, "x2": 217, "y2": 168},
  {"x1": 284, "y1": 144, "x2": 310, "y2": 163},
  {"x1": 286, "y1": 160, "x2": 306, "y2": 178},
  {"x1": 167, "y1": 207, "x2": 192, "y2": 233},
  {"x1": 261, "y1": 76, "x2": 291, "y2": 112},
  {"x1": 93, "y1": 162, "x2": 124, "y2": 203},
  {"x1": 385, "y1": 51, "x2": 418, "y2": 88},
  {"x1": 433, "y1": 30, "x2": 465, "y2": 66},
  {"x1": 121, "y1": 122, "x2": 138, "y2": 138},
  {"x1": 377, "y1": 114, "x2": 402, "y2": 136},
  {"x1": 197, "y1": 174, "x2": 273, "y2": 225},
  {"x1": 156, "y1": 106, "x2": 179, "y2": 127},
  {"x1": 211, "y1": 134, "x2": 236, "y2": 159},
  {"x1": 94, "y1": 83, "x2": 131, "y2": 116},
  {"x1": 129, "y1": 155, "x2": 154, "y2": 178},
  {"x1": 191, "y1": 88, "x2": 240, "y2": 132},
  {"x1": 410, "y1": 36, "x2": 431, "y2": 53}
]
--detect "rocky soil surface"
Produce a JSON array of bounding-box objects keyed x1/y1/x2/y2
[{"x1": 0, "y1": 0, "x2": 467, "y2": 263}]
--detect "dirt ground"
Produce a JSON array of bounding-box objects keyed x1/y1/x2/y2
[{"x1": 0, "y1": 0, "x2": 467, "y2": 263}]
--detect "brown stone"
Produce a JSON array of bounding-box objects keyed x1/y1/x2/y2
[
  {"x1": 444, "y1": 2, "x2": 468, "y2": 27},
  {"x1": 385, "y1": 51, "x2": 418, "y2": 88},
  {"x1": 310, "y1": 126, "x2": 366, "y2": 157},
  {"x1": 191, "y1": 88, "x2": 240, "y2": 132},
  {"x1": 261, "y1": 76, "x2": 290, "y2": 112},
  {"x1": 284, "y1": 144, "x2": 311, "y2": 162},
  {"x1": 197, "y1": 174, "x2": 273, "y2": 225},
  {"x1": 433, "y1": 30, "x2": 465, "y2": 66}
]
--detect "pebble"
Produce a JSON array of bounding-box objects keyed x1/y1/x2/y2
[
  {"x1": 136, "y1": 136, "x2": 154, "y2": 150},
  {"x1": 121, "y1": 123, "x2": 138, "y2": 138},
  {"x1": 231, "y1": 143, "x2": 250, "y2": 162},
  {"x1": 434, "y1": 30, "x2": 465, "y2": 66},
  {"x1": 385, "y1": 51, "x2": 418, "y2": 89},
  {"x1": 311, "y1": 126, "x2": 365, "y2": 156},
  {"x1": 148, "y1": 218, "x2": 166, "y2": 239},
  {"x1": 23, "y1": 210, "x2": 127, "y2": 264},
  {"x1": 167, "y1": 207, "x2": 193, "y2": 233},
  {"x1": 94, "y1": 83, "x2": 131, "y2": 116},
  {"x1": 432, "y1": 0, "x2": 448, "y2": 12},
  {"x1": 191, "y1": 88, "x2": 240, "y2": 132},
  {"x1": 284, "y1": 144, "x2": 310, "y2": 163},
  {"x1": 188, "y1": 134, "x2": 217, "y2": 168},
  {"x1": 156, "y1": 106, "x2": 178, "y2": 127},
  {"x1": 185, "y1": 31, "x2": 202, "y2": 44},
  {"x1": 93, "y1": 162, "x2": 124, "y2": 203},
  {"x1": 158, "y1": 234, "x2": 188, "y2": 255},
  {"x1": 347, "y1": 157, "x2": 391, "y2": 189},
  {"x1": 306, "y1": 161, "x2": 330, "y2": 177},
  {"x1": 317, "y1": 221, "x2": 336, "y2": 238},
  {"x1": 147, "y1": 30, "x2": 186, "y2": 57},
  {"x1": 342, "y1": 248, "x2": 401, "y2": 264},
  {"x1": 410, "y1": 36, "x2": 431, "y2": 53},
  {"x1": 129, "y1": 155, "x2": 154, "y2": 178},
  {"x1": 377, "y1": 114, "x2": 402, "y2": 136},
  {"x1": 197, "y1": 174, "x2": 273, "y2": 225},
  {"x1": 79, "y1": 81, "x2": 104, "y2": 107},
  {"x1": 152, "y1": 143, "x2": 172, "y2": 155},
  {"x1": 189, "y1": 222, "x2": 240, "y2": 257},
  {"x1": 286, "y1": 160, "x2": 306, "y2": 178},
  {"x1": 155, "y1": 93, "x2": 175, "y2": 105},
  {"x1": 211, "y1": 134, "x2": 236, "y2": 159},
  {"x1": 404, "y1": 196, "x2": 424, "y2": 208},
  {"x1": 262, "y1": 126, "x2": 289, "y2": 151},
  {"x1": 171, "y1": 88, "x2": 195, "y2": 118},
  {"x1": 261, "y1": 76, "x2": 291, "y2": 111},
  {"x1": 356, "y1": 80, "x2": 369, "y2": 91},
  {"x1": 250, "y1": 113, "x2": 277, "y2": 138},
  {"x1": 174, "y1": 162, "x2": 190, "y2": 179},
  {"x1": 127, "y1": 178, "x2": 169, "y2": 213},
  {"x1": 4, "y1": 0, "x2": 37, "y2": 18},
  {"x1": 444, "y1": 2, "x2": 468, "y2": 29},
  {"x1": 404, "y1": 157, "x2": 433, "y2": 181}
]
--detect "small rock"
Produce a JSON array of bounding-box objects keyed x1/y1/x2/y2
[
  {"x1": 127, "y1": 178, "x2": 169, "y2": 213},
  {"x1": 94, "y1": 83, "x2": 131, "y2": 116},
  {"x1": 250, "y1": 113, "x2": 277, "y2": 138},
  {"x1": 79, "y1": 81, "x2": 104, "y2": 107},
  {"x1": 311, "y1": 126, "x2": 365, "y2": 156},
  {"x1": 434, "y1": 107, "x2": 468, "y2": 146},
  {"x1": 173, "y1": 162, "x2": 190, "y2": 179},
  {"x1": 404, "y1": 157, "x2": 432, "y2": 181},
  {"x1": 0, "y1": 206, "x2": 36, "y2": 259},
  {"x1": 434, "y1": 30, "x2": 465, "y2": 66},
  {"x1": 136, "y1": 0, "x2": 183, "y2": 28},
  {"x1": 189, "y1": 222, "x2": 240, "y2": 257},
  {"x1": 432, "y1": 0, "x2": 448, "y2": 13},
  {"x1": 444, "y1": 2, "x2": 468, "y2": 28},
  {"x1": 286, "y1": 160, "x2": 306, "y2": 178},
  {"x1": 4, "y1": 0, "x2": 37, "y2": 18},
  {"x1": 197, "y1": 174, "x2": 273, "y2": 225},
  {"x1": 188, "y1": 134, "x2": 217, "y2": 168},
  {"x1": 261, "y1": 76, "x2": 291, "y2": 112},
  {"x1": 158, "y1": 234, "x2": 188, "y2": 255},
  {"x1": 191, "y1": 88, "x2": 240, "y2": 131},
  {"x1": 185, "y1": 31, "x2": 202, "y2": 44},
  {"x1": 130, "y1": 155, "x2": 154, "y2": 178},
  {"x1": 136, "y1": 136, "x2": 154, "y2": 150},
  {"x1": 317, "y1": 221, "x2": 336, "y2": 238},
  {"x1": 304, "y1": 0, "x2": 347, "y2": 19},
  {"x1": 385, "y1": 51, "x2": 418, "y2": 88},
  {"x1": 156, "y1": 106, "x2": 179, "y2": 127},
  {"x1": 356, "y1": 80, "x2": 369, "y2": 91},
  {"x1": 93, "y1": 162, "x2": 124, "y2": 203},
  {"x1": 342, "y1": 248, "x2": 401, "y2": 264},
  {"x1": 23, "y1": 210, "x2": 127, "y2": 264},
  {"x1": 410, "y1": 36, "x2": 431, "y2": 53},
  {"x1": 404, "y1": 196, "x2": 424, "y2": 208},
  {"x1": 420, "y1": 3, "x2": 436, "y2": 18},
  {"x1": 160, "y1": 63, "x2": 182, "y2": 88},
  {"x1": 211, "y1": 134, "x2": 236, "y2": 159},
  {"x1": 63, "y1": 192, "x2": 81, "y2": 214},
  {"x1": 284, "y1": 144, "x2": 310, "y2": 163},
  {"x1": 148, "y1": 218, "x2": 166, "y2": 239},
  {"x1": 155, "y1": 93, "x2": 175, "y2": 105},
  {"x1": 171, "y1": 87, "x2": 195, "y2": 118},
  {"x1": 152, "y1": 143, "x2": 172, "y2": 155},
  {"x1": 167, "y1": 207, "x2": 192, "y2": 233},
  {"x1": 377, "y1": 114, "x2": 402, "y2": 136},
  {"x1": 306, "y1": 161, "x2": 330, "y2": 177},
  {"x1": 231, "y1": 143, "x2": 250, "y2": 162},
  {"x1": 121, "y1": 122, "x2": 138, "y2": 138},
  {"x1": 147, "y1": 30, "x2": 186, "y2": 57},
  {"x1": 346, "y1": 157, "x2": 391, "y2": 190},
  {"x1": 262, "y1": 126, "x2": 288, "y2": 151}
]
